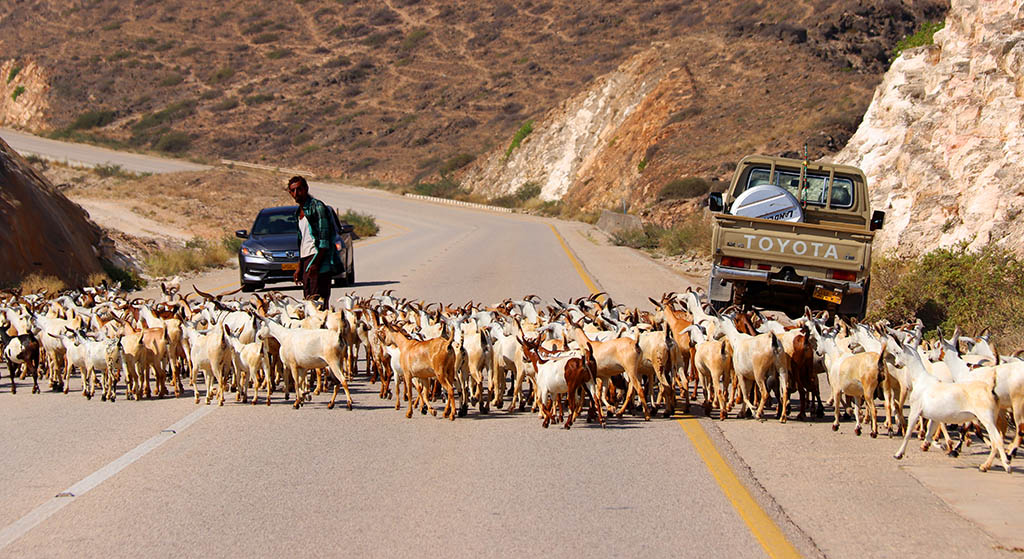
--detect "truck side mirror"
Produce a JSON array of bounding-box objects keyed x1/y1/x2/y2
[
  {"x1": 869, "y1": 210, "x2": 885, "y2": 231},
  {"x1": 708, "y1": 193, "x2": 724, "y2": 212},
  {"x1": 235, "y1": 229, "x2": 248, "y2": 239}
]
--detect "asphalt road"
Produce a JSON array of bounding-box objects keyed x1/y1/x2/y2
[{"x1": 1, "y1": 130, "x2": 1016, "y2": 558}]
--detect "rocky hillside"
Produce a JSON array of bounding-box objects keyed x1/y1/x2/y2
[
  {"x1": 0, "y1": 0, "x2": 943, "y2": 187},
  {"x1": 0, "y1": 138, "x2": 106, "y2": 287},
  {"x1": 458, "y1": 1, "x2": 947, "y2": 214},
  {"x1": 834, "y1": 0, "x2": 1024, "y2": 256}
]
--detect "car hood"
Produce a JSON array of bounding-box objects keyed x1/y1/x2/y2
[{"x1": 246, "y1": 233, "x2": 297, "y2": 251}]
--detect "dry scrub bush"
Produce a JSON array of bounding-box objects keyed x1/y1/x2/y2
[
  {"x1": 145, "y1": 237, "x2": 234, "y2": 278},
  {"x1": 611, "y1": 213, "x2": 711, "y2": 257},
  {"x1": 868, "y1": 243, "x2": 1024, "y2": 348},
  {"x1": 19, "y1": 274, "x2": 66, "y2": 294}
]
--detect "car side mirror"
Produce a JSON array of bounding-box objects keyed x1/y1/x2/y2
[
  {"x1": 869, "y1": 210, "x2": 885, "y2": 231},
  {"x1": 235, "y1": 229, "x2": 248, "y2": 239},
  {"x1": 708, "y1": 193, "x2": 724, "y2": 212}
]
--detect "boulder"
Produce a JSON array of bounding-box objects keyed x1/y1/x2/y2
[{"x1": 0, "y1": 136, "x2": 105, "y2": 286}]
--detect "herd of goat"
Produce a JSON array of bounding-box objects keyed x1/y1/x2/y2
[{"x1": 1, "y1": 281, "x2": 1021, "y2": 473}]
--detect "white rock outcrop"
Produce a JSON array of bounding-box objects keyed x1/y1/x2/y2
[
  {"x1": 834, "y1": 0, "x2": 1024, "y2": 256},
  {"x1": 459, "y1": 48, "x2": 667, "y2": 201},
  {"x1": 0, "y1": 60, "x2": 50, "y2": 131}
]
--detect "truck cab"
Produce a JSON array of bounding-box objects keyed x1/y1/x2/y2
[{"x1": 707, "y1": 155, "x2": 885, "y2": 318}]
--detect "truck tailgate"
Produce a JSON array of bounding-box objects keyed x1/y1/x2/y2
[{"x1": 713, "y1": 215, "x2": 873, "y2": 271}]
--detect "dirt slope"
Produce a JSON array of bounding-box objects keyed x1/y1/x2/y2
[
  {"x1": 0, "y1": 0, "x2": 944, "y2": 189},
  {"x1": 0, "y1": 138, "x2": 105, "y2": 286}
]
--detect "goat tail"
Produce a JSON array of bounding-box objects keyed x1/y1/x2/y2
[
  {"x1": 876, "y1": 349, "x2": 887, "y2": 384},
  {"x1": 990, "y1": 369, "x2": 999, "y2": 400},
  {"x1": 770, "y1": 331, "x2": 782, "y2": 354}
]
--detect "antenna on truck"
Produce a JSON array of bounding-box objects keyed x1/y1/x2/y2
[{"x1": 799, "y1": 143, "x2": 810, "y2": 209}]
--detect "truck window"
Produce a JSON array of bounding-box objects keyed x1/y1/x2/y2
[{"x1": 745, "y1": 168, "x2": 854, "y2": 209}]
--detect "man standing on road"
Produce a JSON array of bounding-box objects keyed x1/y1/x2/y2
[{"x1": 287, "y1": 176, "x2": 339, "y2": 305}]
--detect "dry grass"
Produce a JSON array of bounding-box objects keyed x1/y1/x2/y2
[
  {"x1": 19, "y1": 274, "x2": 66, "y2": 294},
  {"x1": 144, "y1": 237, "x2": 234, "y2": 278}
]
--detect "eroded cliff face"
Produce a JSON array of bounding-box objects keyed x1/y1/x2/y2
[
  {"x1": 834, "y1": 0, "x2": 1024, "y2": 255},
  {"x1": 0, "y1": 137, "x2": 105, "y2": 286},
  {"x1": 0, "y1": 60, "x2": 50, "y2": 131}
]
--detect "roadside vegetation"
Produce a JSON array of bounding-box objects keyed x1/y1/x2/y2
[
  {"x1": 611, "y1": 213, "x2": 712, "y2": 257},
  {"x1": 868, "y1": 242, "x2": 1024, "y2": 347},
  {"x1": 144, "y1": 236, "x2": 237, "y2": 278},
  {"x1": 338, "y1": 209, "x2": 379, "y2": 237}
]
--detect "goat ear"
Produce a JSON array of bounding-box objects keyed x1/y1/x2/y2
[{"x1": 648, "y1": 297, "x2": 662, "y2": 309}]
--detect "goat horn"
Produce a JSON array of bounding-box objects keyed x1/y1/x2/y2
[{"x1": 192, "y1": 285, "x2": 218, "y2": 301}]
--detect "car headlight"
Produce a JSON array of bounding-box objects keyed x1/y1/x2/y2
[{"x1": 241, "y1": 247, "x2": 270, "y2": 259}]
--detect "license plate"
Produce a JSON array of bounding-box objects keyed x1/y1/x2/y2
[
  {"x1": 812, "y1": 286, "x2": 842, "y2": 304},
  {"x1": 281, "y1": 262, "x2": 299, "y2": 271}
]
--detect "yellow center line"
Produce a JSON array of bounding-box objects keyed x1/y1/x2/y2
[
  {"x1": 550, "y1": 221, "x2": 801, "y2": 559},
  {"x1": 548, "y1": 224, "x2": 601, "y2": 295},
  {"x1": 676, "y1": 414, "x2": 801, "y2": 559}
]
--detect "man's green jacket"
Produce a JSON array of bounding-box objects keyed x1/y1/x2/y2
[{"x1": 294, "y1": 197, "x2": 342, "y2": 275}]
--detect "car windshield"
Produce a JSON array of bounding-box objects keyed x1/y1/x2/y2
[
  {"x1": 252, "y1": 211, "x2": 298, "y2": 236},
  {"x1": 746, "y1": 168, "x2": 854, "y2": 208}
]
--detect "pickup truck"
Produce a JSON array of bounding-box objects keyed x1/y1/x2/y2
[{"x1": 707, "y1": 155, "x2": 885, "y2": 318}]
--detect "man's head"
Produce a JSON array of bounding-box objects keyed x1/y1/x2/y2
[{"x1": 287, "y1": 176, "x2": 310, "y2": 204}]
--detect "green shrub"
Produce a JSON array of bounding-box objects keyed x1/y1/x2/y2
[
  {"x1": 153, "y1": 131, "x2": 190, "y2": 152},
  {"x1": 244, "y1": 94, "x2": 274, "y2": 105},
  {"x1": 266, "y1": 48, "x2": 292, "y2": 59},
  {"x1": 338, "y1": 209, "x2": 379, "y2": 237},
  {"x1": 658, "y1": 214, "x2": 712, "y2": 256},
  {"x1": 515, "y1": 181, "x2": 541, "y2": 202},
  {"x1": 70, "y1": 110, "x2": 116, "y2": 130},
  {"x1": 7, "y1": 65, "x2": 21, "y2": 84},
  {"x1": 503, "y1": 120, "x2": 533, "y2": 161},
  {"x1": 159, "y1": 73, "x2": 184, "y2": 87},
  {"x1": 180, "y1": 46, "x2": 202, "y2": 56},
  {"x1": 211, "y1": 66, "x2": 234, "y2": 83},
  {"x1": 132, "y1": 100, "x2": 196, "y2": 131},
  {"x1": 108, "y1": 50, "x2": 131, "y2": 61},
  {"x1": 610, "y1": 214, "x2": 711, "y2": 255},
  {"x1": 11, "y1": 85, "x2": 25, "y2": 101},
  {"x1": 659, "y1": 177, "x2": 710, "y2": 201},
  {"x1": 612, "y1": 226, "x2": 660, "y2": 249},
  {"x1": 93, "y1": 163, "x2": 138, "y2": 179},
  {"x1": 211, "y1": 97, "x2": 239, "y2": 111},
  {"x1": 351, "y1": 157, "x2": 378, "y2": 171},
  {"x1": 891, "y1": 21, "x2": 944, "y2": 61},
  {"x1": 400, "y1": 28, "x2": 429, "y2": 51},
  {"x1": 200, "y1": 89, "x2": 222, "y2": 100},
  {"x1": 101, "y1": 260, "x2": 146, "y2": 290},
  {"x1": 637, "y1": 158, "x2": 648, "y2": 172},
  {"x1": 868, "y1": 243, "x2": 1024, "y2": 347},
  {"x1": 253, "y1": 32, "x2": 280, "y2": 44},
  {"x1": 413, "y1": 177, "x2": 466, "y2": 199},
  {"x1": 439, "y1": 153, "x2": 475, "y2": 175},
  {"x1": 222, "y1": 234, "x2": 243, "y2": 254}
]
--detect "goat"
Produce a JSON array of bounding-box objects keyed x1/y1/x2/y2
[
  {"x1": 520, "y1": 337, "x2": 605, "y2": 428},
  {"x1": 1, "y1": 328, "x2": 40, "y2": 394},
  {"x1": 571, "y1": 321, "x2": 647, "y2": 420},
  {"x1": 891, "y1": 341, "x2": 1011, "y2": 473},
  {"x1": 382, "y1": 323, "x2": 458, "y2": 420},
  {"x1": 259, "y1": 317, "x2": 353, "y2": 410}
]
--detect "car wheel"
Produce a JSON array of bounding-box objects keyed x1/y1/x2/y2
[{"x1": 346, "y1": 267, "x2": 355, "y2": 287}]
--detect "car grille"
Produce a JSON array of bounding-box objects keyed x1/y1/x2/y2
[{"x1": 268, "y1": 250, "x2": 298, "y2": 262}]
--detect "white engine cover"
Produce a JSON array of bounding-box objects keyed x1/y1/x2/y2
[{"x1": 729, "y1": 184, "x2": 804, "y2": 222}]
